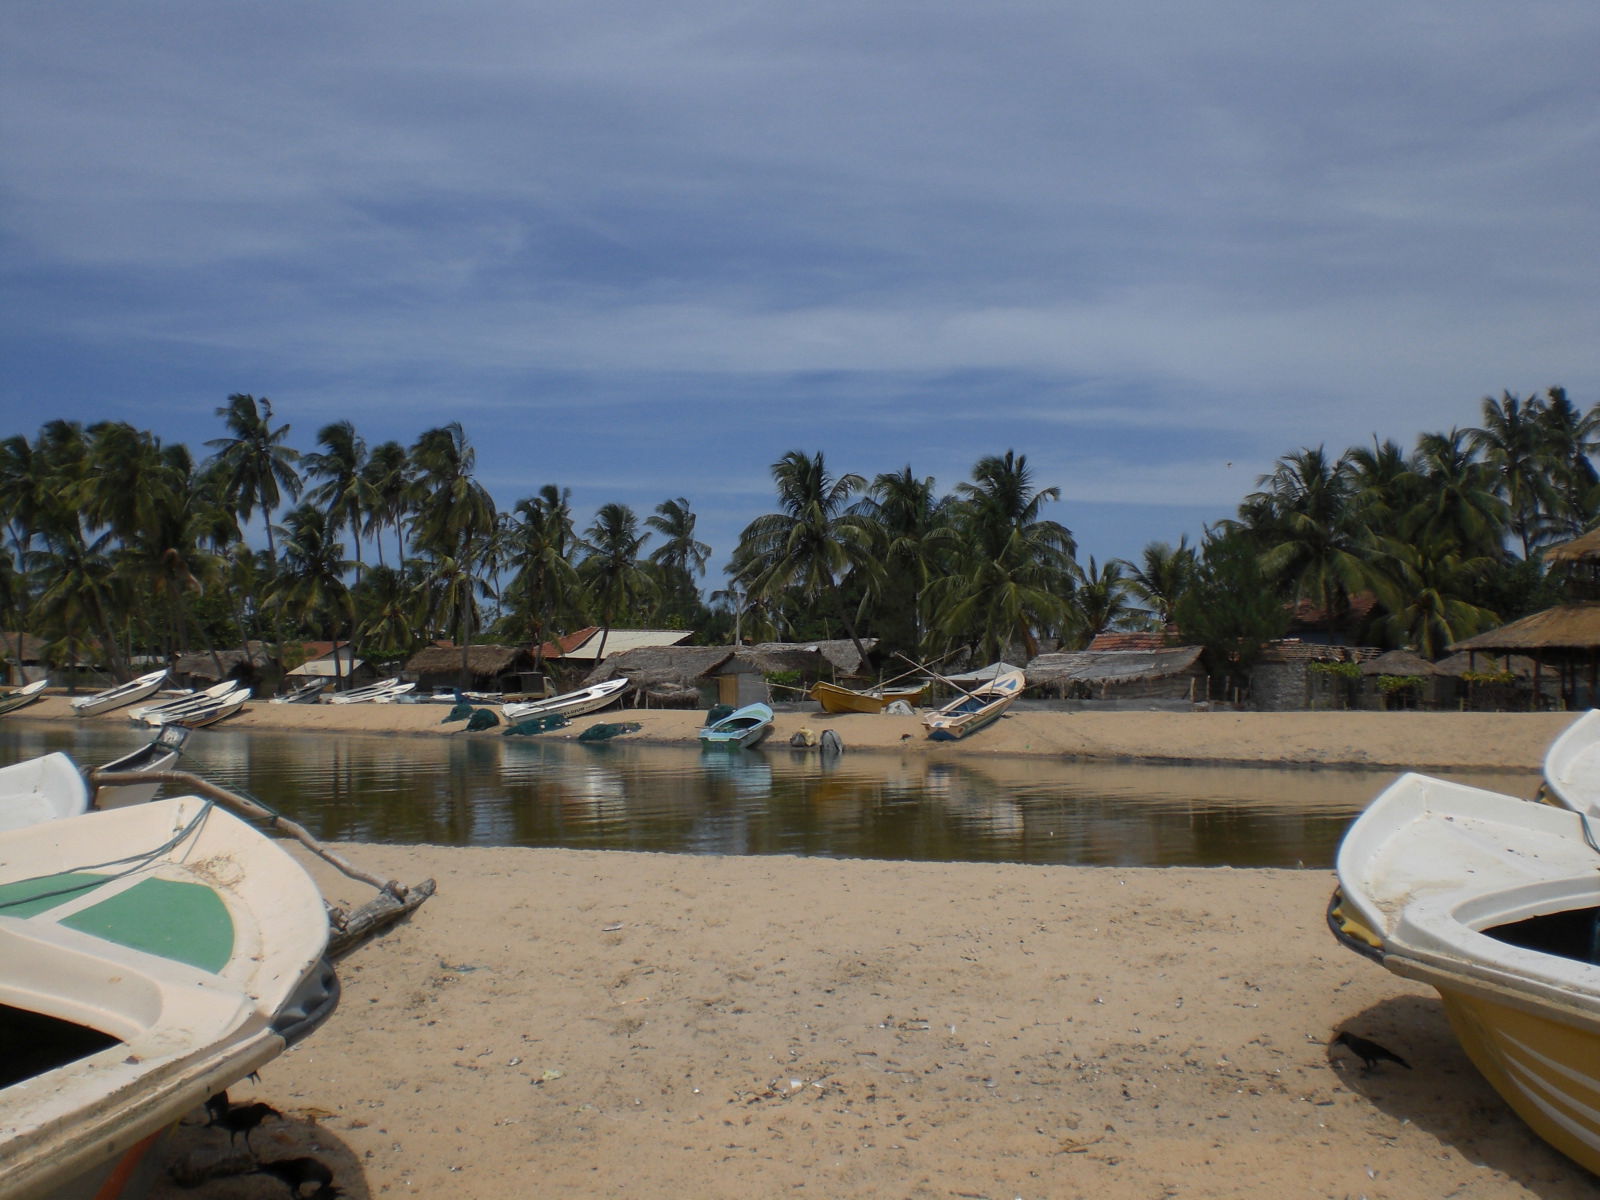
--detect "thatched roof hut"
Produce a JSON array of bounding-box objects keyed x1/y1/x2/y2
[
  {"x1": 404, "y1": 644, "x2": 537, "y2": 692},
  {"x1": 1026, "y1": 647, "x2": 1206, "y2": 701},
  {"x1": 172, "y1": 642, "x2": 276, "y2": 688},
  {"x1": 754, "y1": 638, "x2": 876, "y2": 676},
  {"x1": 584, "y1": 645, "x2": 732, "y2": 701},
  {"x1": 1448, "y1": 603, "x2": 1600, "y2": 709}
]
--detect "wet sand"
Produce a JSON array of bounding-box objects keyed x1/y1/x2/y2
[{"x1": 18, "y1": 694, "x2": 1593, "y2": 1196}]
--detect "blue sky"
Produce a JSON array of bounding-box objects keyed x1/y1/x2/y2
[{"x1": 4, "y1": 2, "x2": 1598, "y2": 584}]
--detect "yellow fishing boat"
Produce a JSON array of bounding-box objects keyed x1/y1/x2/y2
[
  {"x1": 1329, "y1": 772, "x2": 1600, "y2": 1175},
  {"x1": 809, "y1": 680, "x2": 927, "y2": 715}
]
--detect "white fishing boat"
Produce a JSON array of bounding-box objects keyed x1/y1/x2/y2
[
  {"x1": 698, "y1": 702, "x2": 775, "y2": 749},
  {"x1": 502, "y1": 677, "x2": 630, "y2": 722},
  {"x1": 325, "y1": 677, "x2": 415, "y2": 704},
  {"x1": 146, "y1": 687, "x2": 248, "y2": 729},
  {"x1": 0, "y1": 797, "x2": 339, "y2": 1198},
  {"x1": 126, "y1": 680, "x2": 237, "y2": 724},
  {"x1": 1541, "y1": 708, "x2": 1600, "y2": 818},
  {"x1": 920, "y1": 669, "x2": 1025, "y2": 741},
  {"x1": 90, "y1": 726, "x2": 190, "y2": 809},
  {"x1": 69, "y1": 670, "x2": 168, "y2": 718},
  {"x1": 270, "y1": 679, "x2": 328, "y2": 705},
  {"x1": 0, "y1": 678, "x2": 50, "y2": 716},
  {"x1": 1328, "y1": 772, "x2": 1600, "y2": 1176},
  {"x1": 0, "y1": 752, "x2": 90, "y2": 833}
]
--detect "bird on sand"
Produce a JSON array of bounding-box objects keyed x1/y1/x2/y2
[
  {"x1": 256, "y1": 1157, "x2": 339, "y2": 1196},
  {"x1": 1331, "y1": 1031, "x2": 1411, "y2": 1072},
  {"x1": 217, "y1": 1101, "x2": 283, "y2": 1151}
]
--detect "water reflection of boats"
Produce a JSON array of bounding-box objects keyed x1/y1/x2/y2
[
  {"x1": 700, "y1": 746, "x2": 773, "y2": 798},
  {"x1": 1328, "y1": 773, "x2": 1600, "y2": 1176}
]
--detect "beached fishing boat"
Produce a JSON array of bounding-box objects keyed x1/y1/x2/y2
[
  {"x1": 69, "y1": 669, "x2": 168, "y2": 718},
  {"x1": 326, "y1": 677, "x2": 414, "y2": 704},
  {"x1": 90, "y1": 726, "x2": 190, "y2": 809},
  {"x1": 126, "y1": 680, "x2": 237, "y2": 724},
  {"x1": 0, "y1": 752, "x2": 90, "y2": 833},
  {"x1": 1328, "y1": 772, "x2": 1600, "y2": 1176},
  {"x1": 920, "y1": 669, "x2": 1025, "y2": 741},
  {"x1": 271, "y1": 678, "x2": 328, "y2": 705},
  {"x1": 503, "y1": 677, "x2": 630, "y2": 722},
  {"x1": 1541, "y1": 708, "x2": 1600, "y2": 818},
  {"x1": 150, "y1": 687, "x2": 248, "y2": 729},
  {"x1": 0, "y1": 678, "x2": 49, "y2": 717},
  {"x1": 698, "y1": 702, "x2": 775, "y2": 749},
  {"x1": 0, "y1": 797, "x2": 340, "y2": 1199},
  {"x1": 810, "y1": 680, "x2": 927, "y2": 715}
]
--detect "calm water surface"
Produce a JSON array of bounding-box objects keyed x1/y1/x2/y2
[{"x1": 2, "y1": 721, "x2": 1539, "y2": 869}]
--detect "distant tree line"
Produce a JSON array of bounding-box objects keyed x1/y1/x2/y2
[{"x1": 0, "y1": 387, "x2": 1592, "y2": 687}]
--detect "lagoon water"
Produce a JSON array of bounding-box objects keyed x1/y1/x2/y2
[{"x1": 2, "y1": 721, "x2": 1538, "y2": 869}]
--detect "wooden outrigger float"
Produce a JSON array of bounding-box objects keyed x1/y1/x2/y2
[{"x1": 87, "y1": 767, "x2": 436, "y2": 959}]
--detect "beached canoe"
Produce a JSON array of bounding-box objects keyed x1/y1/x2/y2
[
  {"x1": 1328, "y1": 772, "x2": 1600, "y2": 1176},
  {"x1": 1541, "y1": 708, "x2": 1600, "y2": 818},
  {"x1": 126, "y1": 680, "x2": 238, "y2": 724},
  {"x1": 90, "y1": 725, "x2": 190, "y2": 809},
  {"x1": 810, "y1": 680, "x2": 927, "y2": 715},
  {"x1": 0, "y1": 678, "x2": 50, "y2": 717},
  {"x1": 920, "y1": 669, "x2": 1025, "y2": 741},
  {"x1": 0, "y1": 751, "x2": 90, "y2": 833},
  {"x1": 0, "y1": 797, "x2": 340, "y2": 1199},
  {"x1": 503, "y1": 677, "x2": 630, "y2": 722},
  {"x1": 69, "y1": 670, "x2": 168, "y2": 718},
  {"x1": 136, "y1": 685, "x2": 248, "y2": 728},
  {"x1": 698, "y1": 702, "x2": 774, "y2": 749},
  {"x1": 326, "y1": 678, "x2": 415, "y2": 704},
  {"x1": 271, "y1": 678, "x2": 328, "y2": 705}
]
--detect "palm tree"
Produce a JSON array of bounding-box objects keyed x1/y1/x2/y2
[
  {"x1": 1406, "y1": 430, "x2": 1506, "y2": 559},
  {"x1": 1066, "y1": 557, "x2": 1133, "y2": 648},
  {"x1": 270, "y1": 504, "x2": 356, "y2": 685},
  {"x1": 362, "y1": 440, "x2": 415, "y2": 567},
  {"x1": 852, "y1": 466, "x2": 953, "y2": 652},
  {"x1": 1534, "y1": 386, "x2": 1600, "y2": 539},
  {"x1": 408, "y1": 424, "x2": 498, "y2": 681},
  {"x1": 506, "y1": 486, "x2": 580, "y2": 664},
  {"x1": 929, "y1": 451, "x2": 1076, "y2": 662},
  {"x1": 1247, "y1": 446, "x2": 1370, "y2": 642},
  {"x1": 580, "y1": 503, "x2": 653, "y2": 662},
  {"x1": 732, "y1": 450, "x2": 876, "y2": 663},
  {"x1": 205, "y1": 394, "x2": 301, "y2": 568},
  {"x1": 304, "y1": 420, "x2": 372, "y2": 573},
  {"x1": 1119, "y1": 537, "x2": 1196, "y2": 629},
  {"x1": 1467, "y1": 391, "x2": 1549, "y2": 558},
  {"x1": 1368, "y1": 537, "x2": 1500, "y2": 659},
  {"x1": 646, "y1": 497, "x2": 710, "y2": 626},
  {"x1": 352, "y1": 563, "x2": 420, "y2": 659}
]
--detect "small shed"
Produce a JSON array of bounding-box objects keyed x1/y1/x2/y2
[
  {"x1": 0, "y1": 631, "x2": 49, "y2": 686},
  {"x1": 403, "y1": 644, "x2": 538, "y2": 694},
  {"x1": 712, "y1": 644, "x2": 831, "y2": 706},
  {"x1": 1357, "y1": 649, "x2": 1448, "y2": 710},
  {"x1": 1026, "y1": 647, "x2": 1207, "y2": 703}
]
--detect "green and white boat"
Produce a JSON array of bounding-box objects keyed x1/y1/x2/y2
[{"x1": 0, "y1": 797, "x2": 339, "y2": 1199}]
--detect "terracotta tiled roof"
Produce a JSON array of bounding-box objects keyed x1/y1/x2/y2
[{"x1": 1085, "y1": 632, "x2": 1171, "y2": 652}]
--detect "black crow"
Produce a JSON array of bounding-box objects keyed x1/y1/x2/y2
[
  {"x1": 1332, "y1": 1031, "x2": 1411, "y2": 1071},
  {"x1": 256, "y1": 1157, "x2": 338, "y2": 1196},
  {"x1": 217, "y1": 1101, "x2": 283, "y2": 1151}
]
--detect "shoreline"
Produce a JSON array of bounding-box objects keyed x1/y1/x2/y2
[{"x1": 14, "y1": 692, "x2": 1576, "y2": 772}]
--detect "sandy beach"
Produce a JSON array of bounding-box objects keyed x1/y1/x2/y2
[{"x1": 18, "y1": 696, "x2": 1597, "y2": 1196}]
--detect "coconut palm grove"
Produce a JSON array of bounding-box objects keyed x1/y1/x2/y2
[{"x1": 1, "y1": 387, "x2": 1594, "y2": 686}]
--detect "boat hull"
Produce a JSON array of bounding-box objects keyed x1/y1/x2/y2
[
  {"x1": 920, "y1": 670, "x2": 1024, "y2": 740},
  {"x1": 0, "y1": 679, "x2": 49, "y2": 716},
  {"x1": 1542, "y1": 708, "x2": 1600, "y2": 818},
  {"x1": 503, "y1": 678, "x2": 629, "y2": 722},
  {"x1": 810, "y1": 682, "x2": 925, "y2": 715},
  {"x1": 698, "y1": 702, "x2": 774, "y2": 749},
  {"x1": 70, "y1": 670, "x2": 168, "y2": 718},
  {"x1": 1389, "y1": 960, "x2": 1600, "y2": 1176}
]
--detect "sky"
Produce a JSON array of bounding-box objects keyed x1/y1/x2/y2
[{"x1": 4, "y1": 2, "x2": 1599, "y2": 587}]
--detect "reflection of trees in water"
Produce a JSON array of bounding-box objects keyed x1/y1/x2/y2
[{"x1": 4, "y1": 725, "x2": 1541, "y2": 867}]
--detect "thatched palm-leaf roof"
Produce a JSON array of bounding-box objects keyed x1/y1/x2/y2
[
  {"x1": 1025, "y1": 647, "x2": 1204, "y2": 686},
  {"x1": 1542, "y1": 529, "x2": 1600, "y2": 565},
  {"x1": 751, "y1": 639, "x2": 876, "y2": 675},
  {"x1": 173, "y1": 642, "x2": 275, "y2": 680},
  {"x1": 1358, "y1": 649, "x2": 1442, "y2": 677},
  {"x1": 404, "y1": 644, "x2": 530, "y2": 675},
  {"x1": 585, "y1": 645, "x2": 733, "y2": 689},
  {"x1": 735, "y1": 645, "x2": 830, "y2": 676},
  {"x1": 1449, "y1": 604, "x2": 1600, "y2": 652}
]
